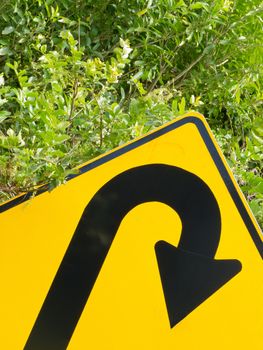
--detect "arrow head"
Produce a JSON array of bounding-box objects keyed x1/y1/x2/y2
[{"x1": 155, "y1": 240, "x2": 242, "y2": 328}]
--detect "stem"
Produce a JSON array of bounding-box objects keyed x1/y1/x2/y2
[
  {"x1": 69, "y1": 78, "x2": 79, "y2": 121},
  {"x1": 166, "y1": 51, "x2": 206, "y2": 88},
  {"x1": 99, "y1": 113, "x2": 103, "y2": 148}
]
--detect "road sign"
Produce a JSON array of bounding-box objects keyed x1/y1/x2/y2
[{"x1": 0, "y1": 112, "x2": 262, "y2": 350}]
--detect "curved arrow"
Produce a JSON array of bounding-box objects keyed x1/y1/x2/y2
[{"x1": 25, "y1": 164, "x2": 241, "y2": 350}]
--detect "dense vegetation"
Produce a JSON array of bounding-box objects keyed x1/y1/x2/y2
[{"x1": 0, "y1": 0, "x2": 262, "y2": 227}]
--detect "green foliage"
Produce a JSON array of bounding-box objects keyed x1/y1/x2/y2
[
  {"x1": 0, "y1": 0, "x2": 262, "y2": 227},
  {"x1": 215, "y1": 116, "x2": 263, "y2": 225}
]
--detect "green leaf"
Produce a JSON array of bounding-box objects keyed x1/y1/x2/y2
[
  {"x1": 178, "y1": 97, "x2": 186, "y2": 114},
  {"x1": 190, "y1": 2, "x2": 207, "y2": 10},
  {"x1": 0, "y1": 47, "x2": 11, "y2": 56},
  {"x1": 251, "y1": 131, "x2": 263, "y2": 145},
  {"x1": 137, "y1": 8, "x2": 148, "y2": 16},
  {"x1": 2, "y1": 26, "x2": 14, "y2": 35},
  {"x1": 0, "y1": 111, "x2": 11, "y2": 123},
  {"x1": 172, "y1": 99, "x2": 178, "y2": 113}
]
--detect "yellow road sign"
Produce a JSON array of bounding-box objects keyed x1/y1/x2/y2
[{"x1": 0, "y1": 112, "x2": 262, "y2": 349}]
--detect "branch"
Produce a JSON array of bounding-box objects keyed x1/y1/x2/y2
[
  {"x1": 166, "y1": 51, "x2": 206, "y2": 88},
  {"x1": 69, "y1": 78, "x2": 79, "y2": 121}
]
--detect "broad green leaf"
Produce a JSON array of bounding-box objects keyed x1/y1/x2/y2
[
  {"x1": 0, "y1": 47, "x2": 11, "y2": 56},
  {"x1": 2, "y1": 26, "x2": 14, "y2": 35},
  {"x1": 0, "y1": 111, "x2": 11, "y2": 123},
  {"x1": 137, "y1": 8, "x2": 148, "y2": 16},
  {"x1": 190, "y1": 2, "x2": 207, "y2": 10}
]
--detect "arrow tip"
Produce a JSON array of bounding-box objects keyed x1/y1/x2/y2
[{"x1": 155, "y1": 240, "x2": 242, "y2": 328}]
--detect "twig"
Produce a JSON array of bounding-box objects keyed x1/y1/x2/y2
[
  {"x1": 69, "y1": 78, "x2": 79, "y2": 121},
  {"x1": 166, "y1": 51, "x2": 206, "y2": 88},
  {"x1": 99, "y1": 113, "x2": 103, "y2": 148}
]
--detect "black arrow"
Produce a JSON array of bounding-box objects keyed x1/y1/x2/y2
[
  {"x1": 24, "y1": 164, "x2": 241, "y2": 349},
  {"x1": 155, "y1": 241, "x2": 241, "y2": 327}
]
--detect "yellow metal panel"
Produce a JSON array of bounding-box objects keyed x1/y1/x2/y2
[{"x1": 0, "y1": 112, "x2": 262, "y2": 349}]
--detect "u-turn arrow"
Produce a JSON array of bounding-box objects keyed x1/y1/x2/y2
[{"x1": 25, "y1": 164, "x2": 242, "y2": 349}]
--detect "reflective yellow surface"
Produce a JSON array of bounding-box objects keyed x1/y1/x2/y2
[{"x1": 0, "y1": 112, "x2": 262, "y2": 349}]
